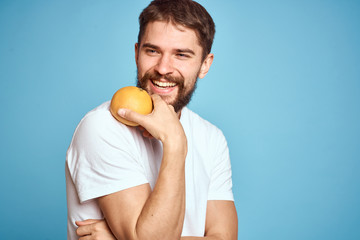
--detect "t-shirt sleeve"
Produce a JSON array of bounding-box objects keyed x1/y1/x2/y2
[
  {"x1": 66, "y1": 110, "x2": 148, "y2": 203},
  {"x1": 207, "y1": 129, "x2": 234, "y2": 201}
]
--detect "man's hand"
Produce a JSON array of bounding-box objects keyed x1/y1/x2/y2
[
  {"x1": 118, "y1": 94, "x2": 187, "y2": 152},
  {"x1": 75, "y1": 219, "x2": 116, "y2": 240}
]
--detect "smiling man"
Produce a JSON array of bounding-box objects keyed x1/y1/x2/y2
[
  {"x1": 135, "y1": 21, "x2": 212, "y2": 113},
  {"x1": 66, "y1": 0, "x2": 238, "y2": 239}
]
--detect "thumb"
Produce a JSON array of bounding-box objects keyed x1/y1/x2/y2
[
  {"x1": 75, "y1": 219, "x2": 101, "y2": 226},
  {"x1": 118, "y1": 108, "x2": 148, "y2": 126}
]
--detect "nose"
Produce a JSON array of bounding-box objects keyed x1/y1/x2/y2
[{"x1": 154, "y1": 54, "x2": 173, "y2": 76}]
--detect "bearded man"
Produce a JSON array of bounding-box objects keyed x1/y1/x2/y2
[{"x1": 66, "y1": 0, "x2": 238, "y2": 239}]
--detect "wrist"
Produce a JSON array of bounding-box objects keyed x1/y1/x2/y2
[{"x1": 162, "y1": 135, "x2": 188, "y2": 159}]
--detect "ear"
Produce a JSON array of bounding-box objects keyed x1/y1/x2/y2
[
  {"x1": 198, "y1": 53, "x2": 214, "y2": 79},
  {"x1": 135, "y1": 43, "x2": 139, "y2": 67}
]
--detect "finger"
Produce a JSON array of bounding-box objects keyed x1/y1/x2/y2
[
  {"x1": 150, "y1": 94, "x2": 162, "y2": 101},
  {"x1": 79, "y1": 235, "x2": 92, "y2": 240},
  {"x1": 138, "y1": 126, "x2": 145, "y2": 131},
  {"x1": 76, "y1": 219, "x2": 101, "y2": 226},
  {"x1": 142, "y1": 129, "x2": 153, "y2": 139},
  {"x1": 151, "y1": 94, "x2": 175, "y2": 113},
  {"x1": 76, "y1": 224, "x2": 92, "y2": 236},
  {"x1": 168, "y1": 104, "x2": 175, "y2": 112},
  {"x1": 118, "y1": 108, "x2": 147, "y2": 126},
  {"x1": 150, "y1": 94, "x2": 167, "y2": 107}
]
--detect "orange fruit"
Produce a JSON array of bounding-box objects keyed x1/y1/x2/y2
[{"x1": 110, "y1": 86, "x2": 153, "y2": 126}]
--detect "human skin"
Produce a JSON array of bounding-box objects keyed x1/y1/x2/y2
[
  {"x1": 75, "y1": 21, "x2": 238, "y2": 240},
  {"x1": 135, "y1": 21, "x2": 213, "y2": 113}
]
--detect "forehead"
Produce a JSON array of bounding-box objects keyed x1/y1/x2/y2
[{"x1": 141, "y1": 21, "x2": 202, "y2": 53}]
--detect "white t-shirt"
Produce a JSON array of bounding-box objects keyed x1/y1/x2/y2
[{"x1": 66, "y1": 101, "x2": 234, "y2": 239}]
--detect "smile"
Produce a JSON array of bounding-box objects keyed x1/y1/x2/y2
[{"x1": 151, "y1": 80, "x2": 177, "y2": 88}]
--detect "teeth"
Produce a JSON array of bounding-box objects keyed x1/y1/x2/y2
[{"x1": 152, "y1": 80, "x2": 177, "y2": 88}]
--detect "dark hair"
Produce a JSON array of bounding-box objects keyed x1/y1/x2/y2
[{"x1": 138, "y1": 0, "x2": 215, "y2": 60}]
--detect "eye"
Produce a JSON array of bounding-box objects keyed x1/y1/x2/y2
[
  {"x1": 146, "y1": 49, "x2": 158, "y2": 55},
  {"x1": 176, "y1": 53, "x2": 190, "y2": 59}
]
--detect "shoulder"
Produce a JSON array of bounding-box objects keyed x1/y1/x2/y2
[
  {"x1": 181, "y1": 108, "x2": 228, "y2": 162},
  {"x1": 181, "y1": 107, "x2": 226, "y2": 141},
  {"x1": 182, "y1": 108, "x2": 231, "y2": 180},
  {"x1": 68, "y1": 101, "x2": 136, "y2": 151},
  {"x1": 72, "y1": 101, "x2": 113, "y2": 140},
  {"x1": 78, "y1": 101, "x2": 115, "y2": 130}
]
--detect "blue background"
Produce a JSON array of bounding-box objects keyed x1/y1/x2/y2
[{"x1": 1, "y1": 0, "x2": 359, "y2": 239}]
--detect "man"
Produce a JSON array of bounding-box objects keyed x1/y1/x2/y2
[{"x1": 66, "y1": 0, "x2": 238, "y2": 239}]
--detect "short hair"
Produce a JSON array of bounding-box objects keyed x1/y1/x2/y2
[{"x1": 138, "y1": 0, "x2": 215, "y2": 60}]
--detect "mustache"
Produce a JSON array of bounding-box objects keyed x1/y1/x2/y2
[{"x1": 141, "y1": 71, "x2": 184, "y2": 84}]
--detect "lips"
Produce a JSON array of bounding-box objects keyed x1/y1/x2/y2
[
  {"x1": 151, "y1": 79, "x2": 177, "y2": 89},
  {"x1": 137, "y1": 71, "x2": 183, "y2": 96},
  {"x1": 149, "y1": 79, "x2": 178, "y2": 95}
]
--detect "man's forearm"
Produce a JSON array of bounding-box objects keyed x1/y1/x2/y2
[
  {"x1": 135, "y1": 141, "x2": 187, "y2": 240},
  {"x1": 181, "y1": 237, "x2": 219, "y2": 240}
]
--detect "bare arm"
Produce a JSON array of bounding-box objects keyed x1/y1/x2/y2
[
  {"x1": 76, "y1": 200, "x2": 238, "y2": 240},
  {"x1": 180, "y1": 200, "x2": 238, "y2": 240},
  {"x1": 99, "y1": 94, "x2": 187, "y2": 240}
]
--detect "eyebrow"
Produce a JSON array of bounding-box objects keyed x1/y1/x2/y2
[
  {"x1": 176, "y1": 48, "x2": 195, "y2": 56},
  {"x1": 142, "y1": 43, "x2": 196, "y2": 56},
  {"x1": 142, "y1": 43, "x2": 159, "y2": 50}
]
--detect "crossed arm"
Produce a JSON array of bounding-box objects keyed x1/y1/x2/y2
[
  {"x1": 76, "y1": 95, "x2": 238, "y2": 239},
  {"x1": 77, "y1": 197, "x2": 238, "y2": 240}
]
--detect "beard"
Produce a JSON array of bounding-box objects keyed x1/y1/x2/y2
[{"x1": 136, "y1": 70, "x2": 198, "y2": 113}]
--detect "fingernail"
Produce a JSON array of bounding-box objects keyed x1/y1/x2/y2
[{"x1": 118, "y1": 109, "x2": 126, "y2": 117}]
